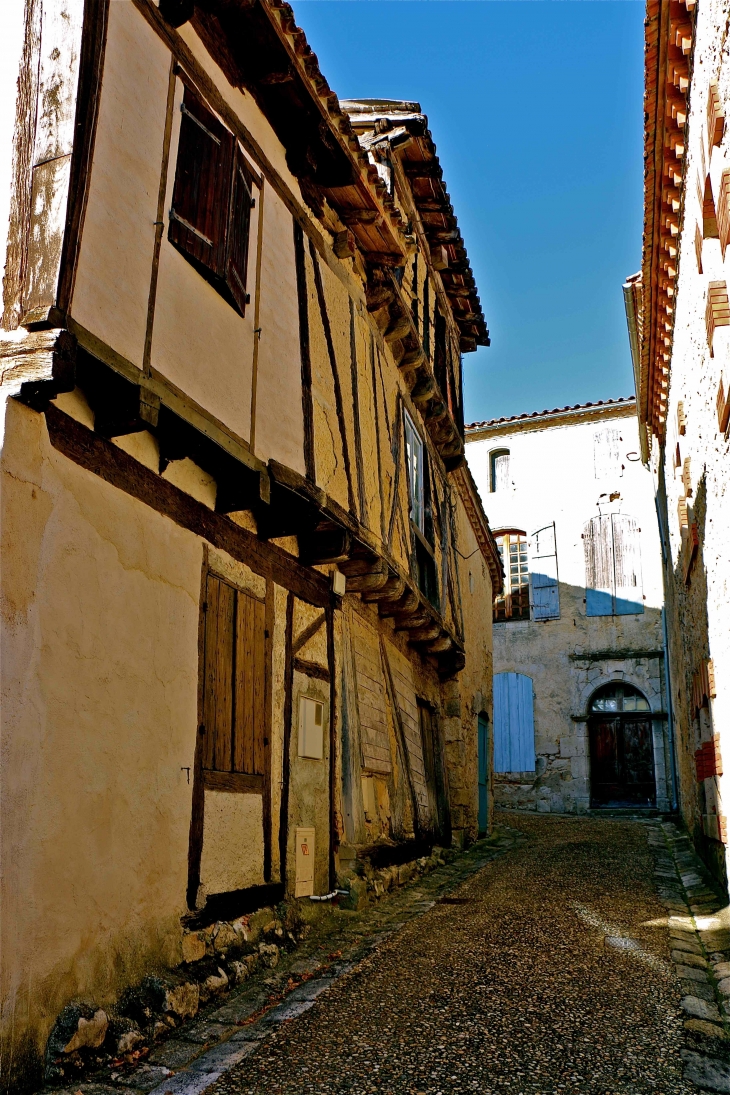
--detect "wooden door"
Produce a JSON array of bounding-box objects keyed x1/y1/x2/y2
[
  {"x1": 478, "y1": 714, "x2": 489, "y2": 834},
  {"x1": 589, "y1": 715, "x2": 655, "y2": 806}
]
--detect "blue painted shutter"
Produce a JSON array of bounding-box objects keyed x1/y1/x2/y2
[
  {"x1": 584, "y1": 516, "x2": 613, "y2": 616},
  {"x1": 493, "y1": 672, "x2": 535, "y2": 773},
  {"x1": 530, "y1": 523, "x2": 559, "y2": 620},
  {"x1": 612, "y1": 514, "x2": 644, "y2": 614}
]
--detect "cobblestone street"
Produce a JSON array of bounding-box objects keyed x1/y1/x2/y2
[{"x1": 206, "y1": 812, "x2": 693, "y2": 1095}]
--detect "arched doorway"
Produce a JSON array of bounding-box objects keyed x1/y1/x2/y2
[{"x1": 588, "y1": 683, "x2": 656, "y2": 807}]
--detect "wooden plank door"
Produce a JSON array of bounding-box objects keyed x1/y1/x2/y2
[
  {"x1": 589, "y1": 717, "x2": 620, "y2": 805},
  {"x1": 621, "y1": 717, "x2": 656, "y2": 804},
  {"x1": 478, "y1": 714, "x2": 489, "y2": 834}
]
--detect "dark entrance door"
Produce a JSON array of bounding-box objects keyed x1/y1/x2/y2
[{"x1": 588, "y1": 684, "x2": 655, "y2": 807}]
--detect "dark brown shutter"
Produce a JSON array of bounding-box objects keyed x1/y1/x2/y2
[
  {"x1": 203, "y1": 575, "x2": 235, "y2": 771},
  {"x1": 233, "y1": 590, "x2": 266, "y2": 775},
  {"x1": 203, "y1": 575, "x2": 266, "y2": 779},
  {"x1": 225, "y1": 146, "x2": 255, "y2": 314},
  {"x1": 170, "y1": 87, "x2": 232, "y2": 280}
]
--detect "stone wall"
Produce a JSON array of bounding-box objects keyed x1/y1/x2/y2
[
  {"x1": 650, "y1": 0, "x2": 730, "y2": 889},
  {"x1": 467, "y1": 407, "x2": 671, "y2": 815}
]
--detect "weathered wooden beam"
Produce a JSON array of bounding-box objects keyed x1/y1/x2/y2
[
  {"x1": 408, "y1": 624, "x2": 442, "y2": 644},
  {"x1": 1, "y1": 328, "x2": 76, "y2": 405},
  {"x1": 346, "y1": 570, "x2": 390, "y2": 593},
  {"x1": 361, "y1": 574, "x2": 406, "y2": 603}
]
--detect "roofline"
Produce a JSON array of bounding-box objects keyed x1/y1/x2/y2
[{"x1": 465, "y1": 398, "x2": 637, "y2": 442}]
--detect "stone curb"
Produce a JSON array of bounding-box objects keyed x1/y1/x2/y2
[
  {"x1": 45, "y1": 827, "x2": 526, "y2": 1095},
  {"x1": 647, "y1": 819, "x2": 730, "y2": 1092}
]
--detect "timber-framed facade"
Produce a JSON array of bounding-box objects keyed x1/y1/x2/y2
[{"x1": 0, "y1": 0, "x2": 500, "y2": 1088}]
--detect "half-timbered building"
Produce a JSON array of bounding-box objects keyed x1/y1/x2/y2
[{"x1": 0, "y1": 0, "x2": 500, "y2": 1086}]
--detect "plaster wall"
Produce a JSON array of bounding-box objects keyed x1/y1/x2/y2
[
  {"x1": 467, "y1": 410, "x2": 670, "y2": 814},
  {"x1": 654, "y1": 0, "x2": 730, "y2": 886},
  {"x1": 71, "y1": 0, "x2": 168, "y2": 368},
  {"x1": 0, "y1": 398, "x2": 202, "y2": 1084},
  {"x1": 287, "y1": 670, "x2": 331, "y2": 898}
]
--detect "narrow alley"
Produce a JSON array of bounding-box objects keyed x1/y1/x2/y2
[{"x1": 206, "y1": 813, "x2": 697, "y2": 1095}]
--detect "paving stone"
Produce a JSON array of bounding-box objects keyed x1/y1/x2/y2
[
  {"x1": 674, "y1": 950, "x2": 708, "y2": 968},
  {"x1": 682, "y1": 979, "x2": 716, "y2": 1001},
  {"x1": 677, "y1": 964, "x2": 710, "y2": 982},
  {"x1": 119, "y1": 1065, "x2": 174, "y2": 1093},
  {"x1": 681, "y1": 995, "x2": 722, "y2": 1022},
  {"x1": 187, "y1": 1039, "x2": 258, "y2": 1073},
  {"x1": 148, "y1": 1038, "x2": 202, "y2": 1069},
  {"x1": 681, "y1": 1050, "x2": 730, "y2": 1093},
  {"x1": 179, "y1": 1020, "x2": 235, "y2": 1045},
  {"x1": 684, "y1": 1019, "x2": 730, "y2": 1041}
]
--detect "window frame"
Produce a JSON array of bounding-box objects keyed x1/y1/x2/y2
[
  {"x1": 169, "y1": 83, "x2": 256, "y2": 317},
  {"x1": 493, "y1": 529, "x2": 530, "y2": 622}
]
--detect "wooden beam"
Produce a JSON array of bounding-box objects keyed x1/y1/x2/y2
[
  {"x1": 203, "y1": 770, "x2": 264, "y2": 794},
  {"x1": 44, "y1": 405, "x2": 332, "y2": 607},
  {"x1": 294, "y1": 222, "x2": 316, "y2": 482},
  {"x1": 309, "y1": 239, "x2": 358, "y2": 516},
  {"x1": 293, "y1": 657, "x2": 330, "y2": 682},
  {"x1": 279, "y1": 593, "x2": 295, "y2": 889},
  {"x1": 292, "y1": 611, "x2": 327, "y2": 655}
]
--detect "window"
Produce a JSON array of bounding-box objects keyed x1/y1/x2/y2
[
  {"x1": 202, "y1": 574, "x2": 266, "y2": 788},
  {"x1": 493, "y1": 531, "x2": 530, "y2": 622},
  {"x1": 490, "y1": 449, "x2": 510, "y2": 492},
  {"x1": 593, "y1": 428, "x2": 622, "y2": 480},
  {"x1": 404, "y1": 411, "x2": 438, "y2": 606},
  {"x1": 404, "y1": 411, "x2": 425, "y2": 532},
  {"x1": 493, "y1": 672, "x2": 535, "y2": 773},
  {"x1": 298, "y1": 696, "x2": 324, "y2": 759},
  {"x1": 169, "y1": 85, "x2": 255, "y2": 315},
  {"x1": 583, "y1": 513, "x2": 643, "y2": 616},
  {"x1": 530, "y1": 523, "x2": 559, "y2": 620},
  {"x1": 590, "y1": 683, "x2": 650, "y2": 714}
]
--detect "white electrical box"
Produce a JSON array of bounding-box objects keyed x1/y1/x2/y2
[
  {"x1": 298, "y1": 696, "x2": 324, "y2": 759},
  {"x1": 295, "y1": 827, "x2": 315, "y2": 898}
]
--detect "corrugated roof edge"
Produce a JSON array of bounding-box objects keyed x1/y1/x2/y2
[{"x1": 465, "y1": 396, "x2": 637, "y2": 431}]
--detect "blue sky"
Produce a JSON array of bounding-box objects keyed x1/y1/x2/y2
[{"x1": 291, "y1": 1, "x2": 645, "y2": 423}]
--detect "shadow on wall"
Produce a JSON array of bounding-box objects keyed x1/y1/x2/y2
[
  {"x1": 664, "y1": 473, "x2": 726, "y2": 891},
  {"x1": 491, "y1": 576, "x2": 668, "y2": 817}
]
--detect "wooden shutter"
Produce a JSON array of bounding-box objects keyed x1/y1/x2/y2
[
  {"x1": 170, "y1": 87, "x2": 232, "y2": 280},
  {"x1": 612, "y1": 514, "x2": 643, "y2": 615},
  {"x1": 203, "y1": 574, "x2": 266, "y2": 792},
  {"x1": 593, "y1": 429, "x2": 622, "y2": 480},
  {"x1": 682, "y1": 456, "x2": 693, "y2": 497},
  {"x1": 530, "y1": 523, "x2": 559, "y2": 620},
  {"x1": 708, "y1": 81, "x2": 725, "y2": 148},
  {"x1": 706, "y1": 281, "x2": 730, "y2": 354},
  {"x1": 225, "y1": 145, "x2": 255, "y2": 314},
  {"x1": 493, "y1": 672, "x2": 535, "y2": 773},
  {"x1": 717, "y1": 375, "x2": 730, "y2": 434},
  {"x1": 584, "y1": 516, "x2": 613, "y2": 616},
  {"x1": 492, "y1": 451, "x2": 510, "y2": 492},
  {"x1": 718, "y1": 171, "x2": 730, "y2": 259}
]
